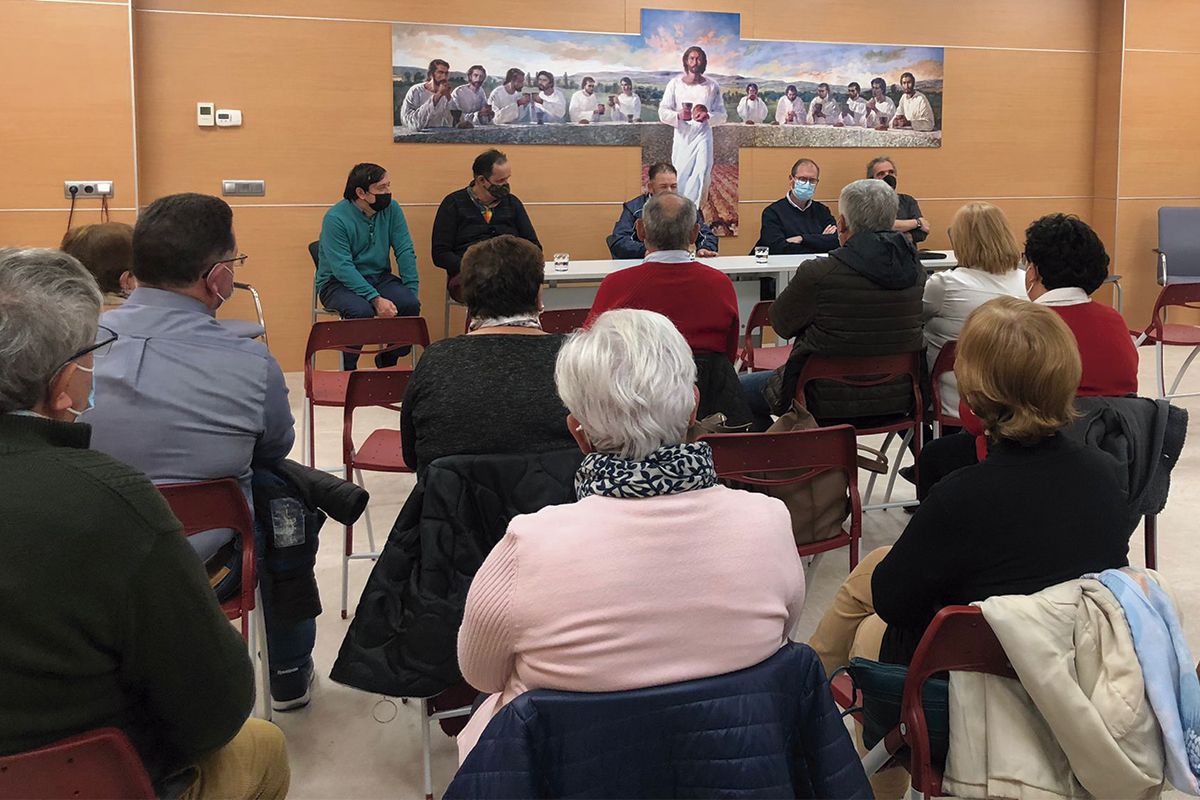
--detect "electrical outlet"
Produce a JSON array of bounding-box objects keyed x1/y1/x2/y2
[
  {"x1": 221, "y1": 180, "x2": 265, "y2": 197},
  {"x1": 64, "y1": 181, "x2": 114, "y2": 199}
]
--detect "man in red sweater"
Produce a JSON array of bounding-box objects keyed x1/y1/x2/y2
[{"x1": 587, "y1": 192, "x2": 739, "y2": 362}]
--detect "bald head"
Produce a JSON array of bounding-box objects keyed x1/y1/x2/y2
[{"x1": 640, "y1": 192, "x2": 698, "y2": 252}]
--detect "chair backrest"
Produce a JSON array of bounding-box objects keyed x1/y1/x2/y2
[
  {"x1": 342, "y1": 370, "x2": 411, "y2": 463},
  {"x1": 303, "y1": 317, "x2": 431, "y2": 392},
  {"x1": 308, "y1": 240, "x2": 320, "y2": 271},
  {"x1": 157, "y1": 478, "x2": 256, "y2": 635},
  {"x1": 1149, "y1": 282, "x2": 1200, "y2": 335},
  {"x1": 739, "y1": 301, "x2": 774, "y2": 366},
  {"x1": 930, "y1": 341, "x2": 960, "y2": 425},
  {"x1": 539, "y1": 308, "x2": 590, "y2": 335},
  {"x1": 0, "y1": 727, "x2": 156, "y2": 799},
  {"x1": 796, "y1": 352, "x2": 924, "y2": 419},
  {"x1": 902, "y1": 606, "x2": 1016, "y2": 796},
  {"x1": 1157, "y1": 208, "x2": 1200, "y2": 284}
]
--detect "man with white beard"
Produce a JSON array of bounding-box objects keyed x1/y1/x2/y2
[{"x1": 658, "y1": 46, "x2": 727, "y2": 208}]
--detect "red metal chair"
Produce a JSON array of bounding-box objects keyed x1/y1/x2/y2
[
  {"x1": 795, "y1": 352, "x2": 924, "y2": 510},
  {"x1": 1136, "y1": 283, "x2": 1200, "y2": 399},
  {"x1": 339, "y1": 369, "x2": 413, "y2": 619},
  {"x1": 158, "y1": 478, "x2": 271, "y2": 720},
  {"x1": 702, "y1": 425, "x2": 863, "y2": 569},
  {"x1": 929, "y1": 342, "x2": 961, "y2": 438},
  {"x1": 539, "y1": 307, "x2": 590, "y2": 335},
  {"x1": 302, "y1": 316, "x2": 430, "y2": 469},
  {"x1": 738, "y1": 301, "x2": 792, "y2": 373},
  {"x1": 0, "y1": 727, "x2": 155, "y2": 799},
  {"x1": 830, "y1": 606, "x2": 1016, "y2": 798}
]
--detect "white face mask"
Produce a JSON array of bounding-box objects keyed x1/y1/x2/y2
[
  {"x1": 66, "y1": 363, "x2": 95, "y2": 420},
  {"x1": 209, "y1": 263, "x2": 235, "y2": 307}
]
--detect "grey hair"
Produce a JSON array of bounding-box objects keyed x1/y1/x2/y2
[
  {"x1": 555, "y1": 309, "x2": 697, "y2": 460},
  {"x1": 0, "y1": 248, "x2": 102, "y2": 413},
  {"x1": 865, "y1": 154, "x2": 896, "y2": 178},
  {"x1": 839, "y1": 179, "x2": 899, "y2": 235},
  {"x1": 641, "y1": 192, "x2": 696, "y2": 252}
]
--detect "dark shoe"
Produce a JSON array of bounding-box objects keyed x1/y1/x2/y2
[
  {"x1": 898, "y1": 465, "x2": 916, "y2": 486},
  {"x1": 271, "y1": 658, "x2": 314, "y2": 711}
]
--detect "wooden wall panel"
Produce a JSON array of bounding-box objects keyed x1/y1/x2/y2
[
  {"x1": 0, "y1": 210, "x2": 137, "y2": 251},
  {"x1": 1117, "y1": 51, "x2": 1200, "y2": 199},
  {"x1": 1125, "y1": 0, "x2": 1200, "y2": 52},
  {"x1": 1, "y1": 1, "x2": 136, "y2": 211}
]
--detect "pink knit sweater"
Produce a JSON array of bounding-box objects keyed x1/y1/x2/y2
[{"x1": 456, "y1": 485, "x2": 806, "y2": 761}]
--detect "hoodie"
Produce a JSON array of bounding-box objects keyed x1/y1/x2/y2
[{"x1": 764, "y1": 230, "x2": 926, "y2": 420}]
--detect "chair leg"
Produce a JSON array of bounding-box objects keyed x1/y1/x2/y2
[
  {"x1": 1113, "y1": 279, "x2": 1124, "y2": 314},
  {"x1": 883, "y1": 429, "x2": 914, "y2": 504},
  {"x1": 863, "y1": 432, "x2": 896, "y2": 505},
  {"x1": 306, "y1": 401, "x2": 316, "y2": 469},
  {"x1": 1157, "y1": 342, "x2": 1167, "y2": 399},
  {"x1": 1145, "y1": 514, "x2": 1157, "y2": 570},
  {"x1": 342, "y1": 521, "x2": 351, "y2": 620},
  {"x1": 354, "y1": 467, "x2": 377, "y2": 553},
  {"x1": 1168, "y1": 345, "x2": 1200, "y2": 398},
  {"x1": 254, "y1": 586, "x2": 273, "y2": 722},
  {"x1": 443, "y1": 294, "x2": 452, "y2": 340},
  {"x1": 422, "y1": 699, "x2": 435, "y2": 800}
]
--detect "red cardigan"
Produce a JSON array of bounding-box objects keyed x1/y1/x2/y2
[{"x1": 586, "y1": 259, "x2": 740, "y2": 360}]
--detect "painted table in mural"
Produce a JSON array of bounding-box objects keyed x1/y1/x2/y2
[{"x1": 539, "y1": 250, "x2": 957, "y2": 332}]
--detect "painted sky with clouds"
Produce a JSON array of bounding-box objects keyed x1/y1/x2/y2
[{"x1": 392, "y1": 8, "x2": 942, "y2": 86}]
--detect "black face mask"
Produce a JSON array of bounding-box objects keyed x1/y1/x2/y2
[
  {"x1": 367, "y1": 192, "x2": 391, "y2": 212},
  {"x1": 881, "y1": 174, "x2": 898, "y2": 190},
  {"x1": 487, "y1": 181, "x2": 511, "y2": 200}
]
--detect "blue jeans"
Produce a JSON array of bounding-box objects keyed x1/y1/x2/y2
[
  {"x1": 739, "y1": 370, "x2": 776, "y2": 432},
  {"x1": 319, "y1": 273, "x2": 421, "y2": 370}
]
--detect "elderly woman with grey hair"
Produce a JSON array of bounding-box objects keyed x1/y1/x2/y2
[
  {"x1": 740, "y1": 178, "x2": 926, "y2": 428},
  {"x1": 454, "y1": 308, "x2": 805, "y2": 761}
]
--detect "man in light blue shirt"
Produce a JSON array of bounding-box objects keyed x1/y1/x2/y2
[
  {"x1": 317, "y1": 162, "x2": 421, "y2": 369},
  {"x1": 88, "y1": 193, "x2": 314, "y2": 711}
]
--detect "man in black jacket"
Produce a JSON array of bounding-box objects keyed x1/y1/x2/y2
[
  {"x1": 867, "y1": 155, "x2": 929, "y2": 245},
  {"x1": 740, "y1": 178, "x2": 925, "y2": 428},
  {"x1": 431, "y1": 149, "x2": 542, "y2": 302}
]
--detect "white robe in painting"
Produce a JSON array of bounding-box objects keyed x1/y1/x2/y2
[
  {"x1": 841, "y1": 96, "x2": 869, "y2": 127},
  {"x1": 569, "y1": 90, "x2": 605, "y2": 124},
  {"x1": 658, "y1": 75, "x2": 726, "y2": 207},
  {"x1": 866, "y1": 95, "x2": 896, "y2": 128},
  {"x1": 737, "y1": 96, "x2": 768, "y2": 123},
  {"x1": 896, "y1": 90, "x2": 936, "y2": 131},
  {"x1": 611, "y1": 92, "x2": 642, "y2": 121},
  {"x1": 451, "y1": 84, "x2": 488, "y2": 124},
  {"x1": 402, "y1": 83, "x2": 454, "y2": 129},
  {"x1": 488, "y1": 85, "x2": 530, "y2": 125},
  {"x1": 534, "y1": 90, "x2": 567, "y2": 123},
  {"x1": 808, "y1": 96, "x2": 840, "y2": 125},
  {"x1": 774, "y1": 96, "x2": 806, "y2": 125}
]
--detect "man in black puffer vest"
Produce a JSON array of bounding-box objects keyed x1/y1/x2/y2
[{"x1": 741, "y1": 178, "x2": 925, "y2": 428}]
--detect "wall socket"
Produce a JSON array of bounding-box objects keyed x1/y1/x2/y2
[
  {"x1": 222, "y1": 180, "x2": 265, "y2": 197},
  {"x1": 64, "y1": 181, "x2": 114, "y2": 199}
]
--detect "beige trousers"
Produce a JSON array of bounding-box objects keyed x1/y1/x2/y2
[
  {"x1": 180, "y1": 719, "x2": 290, "y2": 800},
  {"x1": 809, "y1": 545, "x2": 909, "y2": 799}
]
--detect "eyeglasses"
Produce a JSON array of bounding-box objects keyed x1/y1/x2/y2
[
  {"x1": 61, "y1": 325, "x2": 117, "y2": 368},
  {"x1": 202, "y1": 254, "x2": 248, "y2": 279},
  {"x1": 793, "y1": 177, "x2": 819, "y2": 185}
]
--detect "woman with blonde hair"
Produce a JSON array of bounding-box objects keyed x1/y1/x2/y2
[
  {"x1": 811, "y1": 297, "x2": 1130, "y2": 674},
  {"x1": 922, "y1": 202, "x2": 1026, "y2": 418}
]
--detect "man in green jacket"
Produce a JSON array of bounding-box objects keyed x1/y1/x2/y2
[{"x1": 0, "y1": 248, "x2": 289, "y2": 799}]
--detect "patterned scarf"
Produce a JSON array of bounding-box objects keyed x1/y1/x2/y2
[
  {"x1": 575, "y1": 441, "x2": 718, "y2": 500},
  {"x1": 467, "y1": 313, "x2": 543, "y2": 332}
]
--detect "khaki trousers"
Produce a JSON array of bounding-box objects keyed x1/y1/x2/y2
[
  {"x1": 808, "y1": 546, "x2": 909, "y2": 799},
  {"x1": 180, "y1": 719, "x2": 290, "y2": 800}
]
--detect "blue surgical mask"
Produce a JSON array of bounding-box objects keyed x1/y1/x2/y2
[{"x1": 791, "y1": 180, "x2": 815, "y2": 202}]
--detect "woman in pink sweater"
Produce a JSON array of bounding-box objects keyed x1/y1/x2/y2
[{"x1": 456, "y1": 309, "x2": 806, "y2": 761}]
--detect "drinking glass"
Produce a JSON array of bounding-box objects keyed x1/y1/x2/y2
[{"x1": 553, "y1": 253, "x2": 570, "y2": 272}]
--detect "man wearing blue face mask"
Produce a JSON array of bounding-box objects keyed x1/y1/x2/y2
[{"x1": 752, "y1": 157, "x2": 839, "y2": 257}]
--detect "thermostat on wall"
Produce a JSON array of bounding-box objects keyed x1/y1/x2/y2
[
  {"x1": 197, "y1": 102, "x2": 216, "y2": 127},
  {"x1": 216, "y1": 109, "x2": 243, "y2": 127}
]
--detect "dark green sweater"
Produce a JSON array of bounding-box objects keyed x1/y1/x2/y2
[{"x1": 0, "y1": 414, "x2": 254, "y2": 782}]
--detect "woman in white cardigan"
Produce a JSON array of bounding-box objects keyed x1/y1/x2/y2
[{"x1": 923, "y1": 202, "x2": 1027, "y2": 418}]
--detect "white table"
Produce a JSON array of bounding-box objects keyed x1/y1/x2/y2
[{"x1": 540, "y1": 251, "x2": 958, "y2": 330}]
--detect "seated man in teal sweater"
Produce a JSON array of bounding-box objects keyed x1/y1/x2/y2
[{"x1": 317, "y1": 162, "x2": 421, "y2": 369}]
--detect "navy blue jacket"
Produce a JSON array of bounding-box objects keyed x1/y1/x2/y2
[
  {"x1": 445, "y1": 643, "x2": 873, "y2": 799},
  {"x1": 608, "y1": 193, "x2": 719, "y2": 259},
  {"x1": 754, "y1": 197, "x2": 839, "y2": 256}
]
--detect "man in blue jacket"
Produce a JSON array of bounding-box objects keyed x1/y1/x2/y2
[{"x1": 607, "y1": 162, "x2": 719, "y2": 259}]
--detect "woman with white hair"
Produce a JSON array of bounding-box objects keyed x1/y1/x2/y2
[{"x1": 455, "y1": 309, "x2": 805, "y2": 760}]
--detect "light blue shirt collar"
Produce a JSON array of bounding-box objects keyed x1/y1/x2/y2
[{"x1": 125, "y1": 286, "x2": 215, "y2": 317}]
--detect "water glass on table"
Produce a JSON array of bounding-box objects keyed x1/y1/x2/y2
[
  {"x1": 754, "y1": 246, "x2": 769, "y2": 264},
  {"x1": 553, "y1": 253, "x2": 570, "y2": 272}
]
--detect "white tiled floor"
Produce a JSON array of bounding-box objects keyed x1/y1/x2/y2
[{"x1": 273, "y1": 345, "x2": 1200, "y2": 799}]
